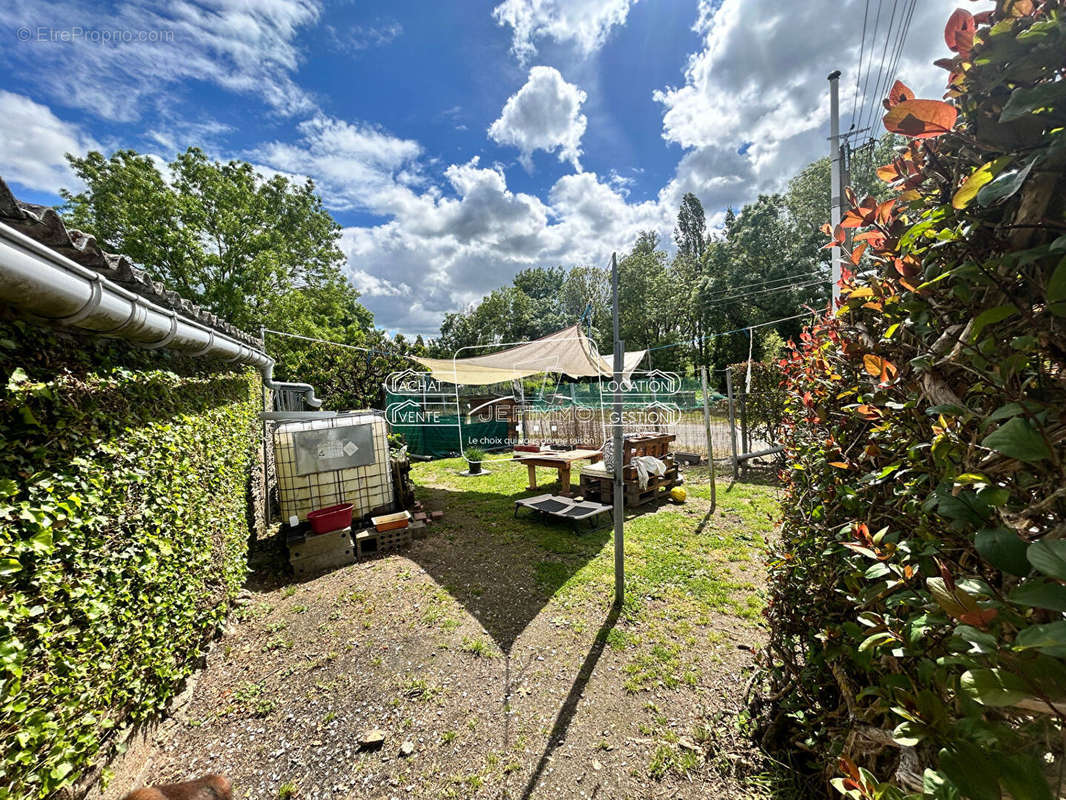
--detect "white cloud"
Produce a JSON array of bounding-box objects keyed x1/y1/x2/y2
[
  {"x1": 653, "y1": 0, "x2": 986, "y2": 221},
  {"x1": 493, "y1": 0, "x2": 638, "y2": 62},
  {"x1": 326, "y1": 21, "x2": 403, "y2": 52},
  {"x1": 253, "y1": 114, "x2": 424, "y2": 214},
  {"x1": 0, "y1": 91, "x2": 99, "y2": 192},
  {"x1": 2, "y1": 0, "x2": 321, "y2": 121},
  {"x1": 339, "y1": 160, "x2": 669, "y2": 335},
  {"x1": 488, "y1": 66, "x2": 588, "y2": 172}
]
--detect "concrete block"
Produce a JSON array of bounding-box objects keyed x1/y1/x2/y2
[{"x1": 288, "y1": 528, "x2": 352, "y2": 560}]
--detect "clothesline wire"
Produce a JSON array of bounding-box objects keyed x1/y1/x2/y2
[
  {"x1": 646, "y1": 309, "x2": 821, "y2": 352},
  {"x1": 262, "y1": 328, "x2": 416, "y2": 361}
]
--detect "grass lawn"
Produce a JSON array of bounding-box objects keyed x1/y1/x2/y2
[{"x1": 103, "y1": 455, "x2": 787, "y2": 800}]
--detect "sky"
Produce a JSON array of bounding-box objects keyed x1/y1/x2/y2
[{"x1": 0, "y1": 0, "x2": 974, "y2": 337}]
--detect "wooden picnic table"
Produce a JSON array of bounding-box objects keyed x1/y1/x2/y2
[{"x1": 513, "y1": 448, "x2": 603, "y2": 497}]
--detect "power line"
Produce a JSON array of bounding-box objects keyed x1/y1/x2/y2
[
  {"x1": 647, "y1": 309, "x2": 822, "y2": 352},
  {"x1": 856, "y1": 0, "x2": 884, "y2": 137},
  {"x1": 884, "y1": 0, "x2": 919, "y2": 106},
  {"x1": 700, "y1": 268, "x2": 825, "y2": 296},
  {"x1": 863, "y1": 0, "x2": 901, "y2": 134},
  {"x1": 701, "y1": 277, "x2": 827, "y2": 308},
  {"x1": 850, "y1": 0, "x2": 872, "y2": 130}
]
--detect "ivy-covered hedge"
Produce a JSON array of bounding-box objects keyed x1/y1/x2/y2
[
  {"x1": 763, "y1": 3, "x2": 1065, "y2": 799},
  {"x1": 0, "y1": 316, "x2": 261, "y2": 799}
]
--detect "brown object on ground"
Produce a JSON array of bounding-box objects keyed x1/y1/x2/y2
[
  {"x1": 371, "y1": 510, "x2": 411, "y2": 532},
  {"x1": 512, "y1": 448, "x2": 603, "y2": 497},
  {"x1": 429, "y1": 510, "x2": 443, "y2": 521},
  {"x1": 358, "y1": 729, "x2": 386, "y2": 750},
  {"x1": 122, "y1": 774, "x2": 230, "y2": 800}
]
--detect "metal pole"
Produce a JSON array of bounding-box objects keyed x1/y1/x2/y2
[
  {"x1": 725, "y1": 367, "x2": 739, "y2": 481},
  {"x1": 700, "y1": 366, "x2": 716, "y2": 513},
  {"x1": 611, "y1": 252, "x2": 625, "y2": 609},
  {"x1": 829, "y1": 70, "x2": 843, "y2": 307}
]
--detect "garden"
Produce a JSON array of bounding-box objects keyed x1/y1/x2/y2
[{"x1": 95, "y1": 459, "x2": 783, "y2": 800}]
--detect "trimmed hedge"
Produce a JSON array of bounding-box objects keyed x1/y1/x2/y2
[
  {"x1": 763, "y1": 3, "x2": 1065, "y2": 799},
  {"x1": 0, "y1": 316, "x2": 261, "y2": 798}
]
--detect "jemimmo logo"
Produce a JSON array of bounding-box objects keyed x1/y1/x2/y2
[
  {"x1": 610, "y1": 401, "x2": 682, "y2": 428},
  {"x1": 386, "y1": 398, "x2": 456, "y2": 425},
  {"x1": 385, "y1": 369, "x2": 446, "y2": 396}
]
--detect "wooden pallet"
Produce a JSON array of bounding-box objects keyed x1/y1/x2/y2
[{"x1": 579, "y1": 457, "x2": 681, "y2": 507}]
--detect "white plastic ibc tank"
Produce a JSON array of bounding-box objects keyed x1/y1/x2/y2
[{"x1": 272, "y1": 412, "x2": 394, "y2": 523}]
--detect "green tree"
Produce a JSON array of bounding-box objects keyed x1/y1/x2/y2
[
  {"x1": 673, "y1": 191, "x2": 707, "y2": 259},
  {"x1": 59, "y1": 147, "x2": 409, "y2": 408},
  {"x1": 61, "y1": 147, "x2": 370, "y2": 338}
]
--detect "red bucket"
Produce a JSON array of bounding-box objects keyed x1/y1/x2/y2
[{"x1": 307, "y1": 503, "x2": 354, "y2": 534}]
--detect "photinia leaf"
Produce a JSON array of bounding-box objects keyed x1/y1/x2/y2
[
  {"x1": 975, "y1": 527, "x2": 1031, "y2": 576},
  {"x1": 976, "y1": 158, "x2": 1035, "y2": 206},
  {"x1": 944, "y1": 9, "x2": 976, "y2": 54},
  {"x1": 1014, "y1": 621, "x2": 1066, "y2": 657},
  {"x1": 969, "y1": 305, "x2": 1016, "y2": 340},
  {"x1": 981, "y1": 416, "x2": 1052, "y2": 463},
  {"x1": 883, "y1": 99, "x2": 958, "y2": 139},
  {"x1": 1011, "y1": 580, "x2": 1066, "y2": 612},
  {"x1": 1028, "y1": 540, "x2": 1066, "y2": 581},
  {"x1": 952, "y1": 158, "x2": 1011, "y2": 209},
  {"x1": 959, "y1": 668, "x2": 1029, "y2": 707},
  {"x1": 884, "y1": 80, "x2": 915, "y2": 109},
  {"x1": 1000, "y1": 81, "x2": 1066, "y2": 123},
  {"x1": 876, "y1": 163, "x2": 899, "y2": 183},
  {"x1": 938, "y1": 744, "x2": 1002, "y2": 800},
  {"x1": 1048, "y1": 257, "x2": 1066, "y2": 317}
]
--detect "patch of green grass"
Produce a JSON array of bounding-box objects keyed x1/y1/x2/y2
[
  {"x1": 399, "y1": 675, "x2": 442, "y2": 701},
  {"x1": 460, "y1": 636, "x2": 497, "y2": 658},
  {"x1": 441, "y1": 729, "x2": 458, "y2": 744},
  {"x1": 281, "y1": 586, "x2": 298, "y2": 599},
  {"x1": 235, "y1": 602, "x2": 272, "y2": 622},
  {"x1": 291, "y1": 604, "x2": 307, "y2": 614},
  {"x1": 410, "y1": 457, "x2": 778, "y2": 711},
  {"x1": 262, "y1": 635, "x2": 294, "y2": 652},
  {"x1": 278, "y1": 780, "x2": 298, "y2": 799},
  {"x1": 647, "y1": 743, "x2": 701, "y2": 781},
  {"x1": 233, "y1": 682, "x2": 275, "y2": 717}
]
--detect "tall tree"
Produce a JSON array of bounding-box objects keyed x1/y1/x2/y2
[
  {"x1": 59, "y1": 147, "x2": 410, "y2": 408},
  {"x1": 61, "y1": 147, "x2": 370, "y2": 338},
  {"x1": 673, "y1": 192, "x2": 707, "y2": 260}
]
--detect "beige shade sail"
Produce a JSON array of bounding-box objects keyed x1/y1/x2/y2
[{"x1": 412, "y1": 324, "x2": 647, "y2": 385}]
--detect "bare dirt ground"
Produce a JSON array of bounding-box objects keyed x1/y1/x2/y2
[{"x1": 105, "y1": 458, "x2": 785, "y2": 800}]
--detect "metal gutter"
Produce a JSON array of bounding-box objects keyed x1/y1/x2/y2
[{"x1": 0, "y1": 220, "x2": 321, "y2": 407}]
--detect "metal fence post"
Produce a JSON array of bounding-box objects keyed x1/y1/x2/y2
[
  {"x1": 725, "y1": 367, "x2": 739, "y2": 480},
  {"x1": 700, "y1": 366, "x2": 716, "y2": 513}
]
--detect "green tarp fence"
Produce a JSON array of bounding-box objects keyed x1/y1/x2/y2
[
  {"x1": 389, "y1": 417, "x2": 510, "y2": 459},
  {"x1": 386, "y1": 376, "x2": 725, "y2": 459}
]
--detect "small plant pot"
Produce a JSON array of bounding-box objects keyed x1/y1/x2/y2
[{"x1": 467, "y1": 460, "x2": 483, "y2": 474}]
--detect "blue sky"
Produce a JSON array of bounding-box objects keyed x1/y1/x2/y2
[{"x1": 0, "y1": 0, "x2": 968, "y2": 336}]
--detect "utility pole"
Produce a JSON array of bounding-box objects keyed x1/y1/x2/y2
[
  {"x1": 610, "y1": 252, "x2": 625, "y2": 609},
  {"x1": 828, "y1": 70, "x2": 843, "y2": 307}
]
